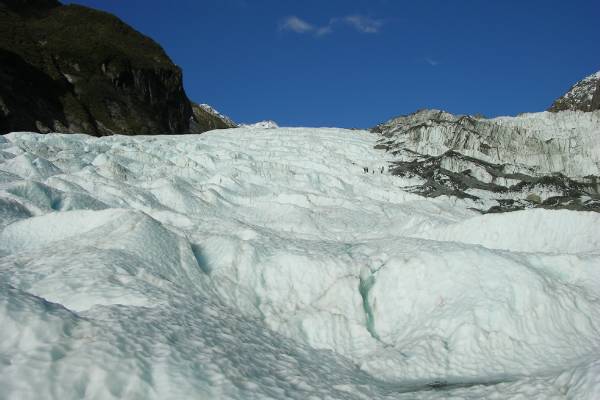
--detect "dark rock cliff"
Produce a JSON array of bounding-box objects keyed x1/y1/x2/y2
[{"x1": 0, "y1": 0, "x2": 233, "y2": 135}]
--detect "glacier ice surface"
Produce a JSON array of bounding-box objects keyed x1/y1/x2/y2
[{"x1": 1, "y1": 123, "x2": 600, "y2": 399}]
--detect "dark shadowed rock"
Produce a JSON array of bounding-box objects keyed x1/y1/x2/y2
[
  {"x1": 189, "y1": 103, "x2": 237, "y2": 133},
  {"x1": 0, "y1": 0, "x2": 234, "y2": 135},
  {"x1": 0, "y1": 0, "x2": 60, "y2": 14}
]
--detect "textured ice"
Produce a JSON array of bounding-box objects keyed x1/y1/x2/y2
[
  {"x1": 374, "y1": 109, "x2": 600, "y2": 212},
  {"x1": 1, "y1": 126, "x2": 600, "y2": 399},
  {"x1": 240, "y1": 120, "x2": 280, "y2": 129},
  {"x1": 377, "y1": 109, "x2": 600, "y2": 178}
]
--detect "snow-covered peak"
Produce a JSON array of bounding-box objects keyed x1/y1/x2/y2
[
  {"x1": 549, "y1": 70, "x2": 600, "y2": 112},
  {"x1": 240, "y1": 120, "x2": 279, "y2": 129},
  {"x1": 197, "y1": 103, "x2": 237, "y2": 127},
  {"x1": 188, "y1": 103, "x2": 237, "y2": 133}
]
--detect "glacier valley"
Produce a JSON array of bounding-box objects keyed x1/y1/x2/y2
[{"x1": 1, "y1": 115, "x2": 600, "y2": 399}]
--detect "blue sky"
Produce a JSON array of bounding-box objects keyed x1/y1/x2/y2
[{"x1": 65, "y1": 0, "x2": 600, "y2": 127}]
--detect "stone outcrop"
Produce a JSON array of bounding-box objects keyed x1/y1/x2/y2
[
  {"x1": 0, "y1": 0, "x2": 234, "y2": 135},
  {"x1": 372, "y1": 109, "x2": 600, "y2": 213}
]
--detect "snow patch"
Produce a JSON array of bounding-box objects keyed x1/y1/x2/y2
[{"x1": 240, "y1": 120, "x2": 279, "y2": 129}]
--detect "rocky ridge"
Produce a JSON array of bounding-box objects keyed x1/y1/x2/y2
[
  {"x1": 189, "y1": 103, "x2": 237, "y2": 133},
  {"x1": 0, "y1": 0, "x2": 233, "y2": 135},
  {"x1": 372, "y1": 109, "x2": 600, "y2": 213}
]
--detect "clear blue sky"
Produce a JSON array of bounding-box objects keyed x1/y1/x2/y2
[{"x1": 64, "y1": 0, "x2": 600, "y2": 127}]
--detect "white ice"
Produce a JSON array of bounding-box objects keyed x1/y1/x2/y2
[{"x1": 1, "y1": 125, "x2": 600, "y2": 399}]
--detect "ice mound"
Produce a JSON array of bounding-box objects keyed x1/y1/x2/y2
[
  {"x1": 1, "y1": 127, "x2": 600, "y2": 399},
  {"x1": 414, "y1": 208, "x2": 600, "y2": 253},
  {"x1": 0, "y1": 208, "x2": 204, "y2": 311},
  {"x1": 360, "y1": 238, "x2": 600, "y2": 381}
]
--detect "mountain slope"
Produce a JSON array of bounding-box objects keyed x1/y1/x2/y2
[
  {"x1": 372, "y1": 109, "x2": 600, "y2": 212},
  {"x1": 0, "y1": 0, "x2": 233, "y2": 135},
  {"x1": 189, "y1": 103, "x2": 237, "y2": 133},
  {"x1": 549, "y1": 70, "x2": 600, "y2": 112}
]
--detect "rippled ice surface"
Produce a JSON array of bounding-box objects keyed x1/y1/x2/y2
[{"x1": 1, "y1": 128, "x2": 600, "y2": 399}]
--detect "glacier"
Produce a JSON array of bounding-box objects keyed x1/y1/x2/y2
[{"x1": 1, "y1": 119, "x2": 600, "y2": 399}]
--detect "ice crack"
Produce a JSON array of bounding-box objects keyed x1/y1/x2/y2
[{"x1": 358, "y1": 272, "x2": 380, "y2": 341}]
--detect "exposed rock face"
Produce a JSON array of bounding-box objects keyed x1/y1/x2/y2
[
  {"x1": 372, "y1": 109, "x2": 600, "y2": 213},
  {"x1": 0, "y1": 0, "x2": 233, "y2": 135},
  {"x1": 189, "y1": 103, "x2": 237, "y2": 133},
  {"x1": 549, "y1": 71, "x2": 600, "y2": 112}
]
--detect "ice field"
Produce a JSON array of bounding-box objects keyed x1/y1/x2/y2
[{"x1": 1, "y1": 127, "x2": 600, "y2": 399}]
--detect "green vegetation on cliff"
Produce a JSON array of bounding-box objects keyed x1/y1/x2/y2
[{"x1": 0, "y1": 0, "x2": 235, "y2": 135}]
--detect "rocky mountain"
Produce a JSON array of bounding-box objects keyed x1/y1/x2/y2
[
  {"x1": 549, "y1": 70, "x2": 600, "y2": 112},
  {"x1": 0, "y1": 0, "x2": 233, "y2": 135},
  {"x1": 372, "y1": 109, "x2": 600, "y2": 213},
  {"x1": 189, "y1": 103, "x2": 237, "y2": 133}
]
